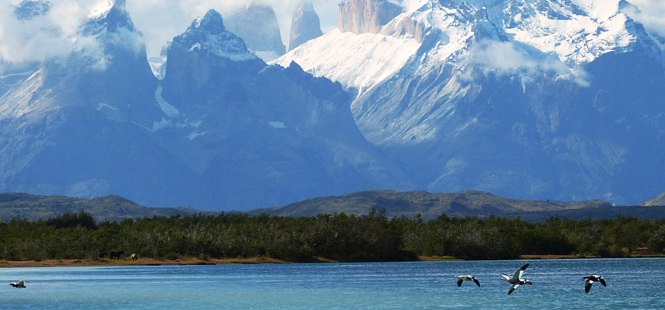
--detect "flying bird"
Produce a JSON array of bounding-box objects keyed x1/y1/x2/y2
[
  {"x1": 455, "y1": 275, "x2": 480, "y2": 287},
  {"x1": 583, "y1": 275, "x2": 606, "y2": 293},
  {"x1": 9, "y1": 280, "x2": 26, "y2": 288},
  {"x1": 502, "y1": 263, "x2": 532, "y2": 295}
]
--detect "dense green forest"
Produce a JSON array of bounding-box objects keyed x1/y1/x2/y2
[{"x1": 1, "y1": 210, "x2": 664, "y2": 262}]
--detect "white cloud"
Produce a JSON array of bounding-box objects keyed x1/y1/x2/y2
[
  {"x1": 623, "y1": 0, "x2": 665, "y2": 38},
  {"x1": 465, "y1": 40, "x2": 589, "y2": 87},
  {"x1": 0, "y1": 0, "x2": 108, "y2": 64},
  {"x1": 571, "y1": 0, "x2": 665, "y2": 38}
]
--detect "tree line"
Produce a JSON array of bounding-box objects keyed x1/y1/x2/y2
[{"x1": 1, "y1": 210, "x2": 664, "y2": 262}]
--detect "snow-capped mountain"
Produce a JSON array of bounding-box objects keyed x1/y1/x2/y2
[
  {"x1": 224, "y1": 3, "x2": 286, "y2": 62},
  {"x1": 0, "y1": 2, "x2": 413, "y2": 210},
  {"x1": 288, "y1": 2, "x2": 323, "y2": 51},
  {"x1": 275, "y1": 0, "x2": 665, "y2": 204}
]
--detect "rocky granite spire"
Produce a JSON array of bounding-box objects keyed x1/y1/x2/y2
[
  {"x1": 288, "y1": 2, "x2": 323, "y2": 51},
  {"x1": 225, "y1": 3, "x2": 286, "y2": 61},
  {"x1": 337, "y1": 0, "x2": 402, "y2": 34}
]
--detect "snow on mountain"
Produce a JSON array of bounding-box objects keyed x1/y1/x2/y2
[
  {"x1": 275, "y1": 0, "x2": 665, "y2": 205},
  {"x1": 279, "y1": 0, "x2": 644, "y2": 93},
  {"x1": 275, "y1": 28, "x2": 420, "y2": 94}
]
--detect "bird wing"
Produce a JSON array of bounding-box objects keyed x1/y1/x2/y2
[
  {"x1": 512, "y1": 264, "x2": 528, "y2": 280},
  {"x1": 457, "y1": 278, "x2": 463, "y2": 287},
  {"x1": 599, "y1": 278, "x2": 606, "y2": 287},
  {"x1": 473, "y1": 278, "x2": 480, "y2": 287},
  {"x1": 508, "y1": 283, "x2": 519, "y2": 295},
  {"x1": 512, "y1": 269, "x2": 523, "y2": 280},
  {"x1": 585, "y1": 279, "x2": 593, "y2": 293}
]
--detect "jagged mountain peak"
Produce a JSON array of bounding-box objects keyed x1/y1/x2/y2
[
  {"x1": 171, "y1": 9, "x2": 256, "y2": 62},
  {"x1": 77, "y1": 0, "x2": 146, "y2": 64},
  {"x1": 195, "y1": 9, "x2": 226, "y2": 32}
]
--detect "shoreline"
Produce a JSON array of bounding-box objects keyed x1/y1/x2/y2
[
  {"x1": 0, "y1": 257, "x2": 291, "y2": 268},
  {"x1": 2, "y1": 254, "x2": 664, "y2": 268}
]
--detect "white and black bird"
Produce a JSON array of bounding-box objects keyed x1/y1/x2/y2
[
  {"x1": 583, "y1": 275, "x2": 606, "y2": 293},
  {"x1": 502, "y1": 263, "x2": 532, "y2": 295},
  {"x1": 455, "y1": 275, "x2": 480, "y2": 287},
  {"x1": 9, "y1": 280, "x2": 26, "y2": 288}
]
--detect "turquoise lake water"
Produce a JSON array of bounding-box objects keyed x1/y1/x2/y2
[{"x1": 1, "y1": 258, "x2": 664, "y2": 309}]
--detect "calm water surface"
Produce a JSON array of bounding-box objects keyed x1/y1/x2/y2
[{"x1": 2, "y1": 258, "x2": 664, "y2": 309}]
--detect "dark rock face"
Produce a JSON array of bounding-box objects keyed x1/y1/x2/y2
[
  {"x1": 337, "y1": 0, "x2": 403, "y2": 34},
  {"x1": 224, "y1": 3, "x2": 286, "y2": 59},
  {"x1": 288, "y1": 2, "x2": 323, "y2": 51}
]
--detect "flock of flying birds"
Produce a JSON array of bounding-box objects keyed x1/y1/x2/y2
[
  {"x1": 8, "y1": 263, "x2": 607, "y2": 294},
  {"x1": 456, "y1": 263, "x2": 607, "y2": 295}
]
